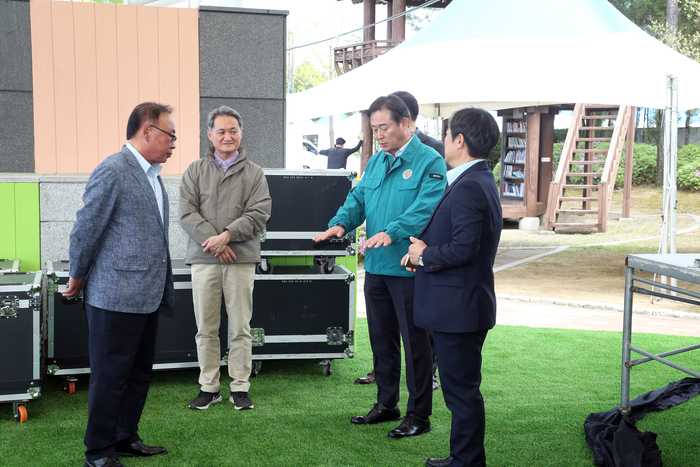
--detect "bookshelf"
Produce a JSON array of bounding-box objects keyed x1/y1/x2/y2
[{"x1": 500, "y1": 116, "x2": 527, "y2": 199}]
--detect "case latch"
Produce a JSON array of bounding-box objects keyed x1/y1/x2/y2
[
  {"x1": 0, "y1": 296, "x2": 18, "y2": 318},
  {"x1": 251, "y1": 328, "x2": 265, "y2": 346},
  {"x1": 327, "y1": 327, "x2": 353, "y2": 345}
]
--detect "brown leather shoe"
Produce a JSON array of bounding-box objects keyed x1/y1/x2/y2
[
  {"x1": 432, "y1": 373, "x2": 440, "y2": 391},
  {"x1": 354, "y1": 370, "x2": 376, "y2": 385}
]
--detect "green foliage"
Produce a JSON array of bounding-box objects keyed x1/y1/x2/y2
[
  {"x1": 676, "y1": 143, "x2": 700, "y2": 190},
  {"x1": 553, "y1": 129, "x2": 568, "y2": 143},
  {"x1": 356, "y1": 223, "x2": 367, "y2": 261},
  {"x1": 610, "y1": 0, "x2": 700, "y2": 61},
  {"x1": 550, "y1": 142, "x2": 658, "y2": 187},
  {"x1": 487, "y1": 134, "x2": 501, "y2": 171},
  {"x1": 492, "y1": 161, "x2": 500, "y2": 185},
  {"x1": 293, "y1": 61, "x2": 328, "y2": 92},
  {"x1": 614, "y1": 143, "x2": 659, "y2": 187}
]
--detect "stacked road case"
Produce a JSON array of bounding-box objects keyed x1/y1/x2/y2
[
  {"x1": 0, "y1": 269, "x2": 44, "y2": 422},
  {"x1": 42, "y1": 169, "x2": 358, "y2": 388},
  {"x1": 45, "y1": 259, "x2": 230, "y2": 388},
  {"x1": 258, "y1": 169, "x2": 357, "y2": 273},
  {"x1": 0, "y1": 258, "x2": 21, "y2": 272}
]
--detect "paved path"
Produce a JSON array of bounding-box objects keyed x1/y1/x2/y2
[
  {"x1": 354, "y1": 213, "x2": 700, "y2": 338},
  {"x1": 355, "y1": 272, "x2": 700, "y2": 338}
]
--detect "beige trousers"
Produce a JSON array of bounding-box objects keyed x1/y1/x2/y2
[{"x1": 192, "y1": 263, "x2": 255, "y2": 393}]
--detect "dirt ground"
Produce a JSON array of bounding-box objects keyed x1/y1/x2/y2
[
  {"x1": 356, "y1": 187, "x2": 700, "y2": 314},
  {"x1": 495, "y1": 187, "x2": 700, "y2": 313}
]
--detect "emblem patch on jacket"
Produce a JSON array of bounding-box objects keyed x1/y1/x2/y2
[{"x1": 402, "y1": 169, "x2": 413, "y2": 180}]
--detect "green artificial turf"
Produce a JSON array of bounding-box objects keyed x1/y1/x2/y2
[{"x1": 1, "y1": 320, "x2": 699, "y2": 467}]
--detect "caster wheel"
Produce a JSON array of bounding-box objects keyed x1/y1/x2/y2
[
  {"x1": 250, "y1": 361, "x2": 262, "y2": 378},
  {"x1": 323, "y1": 262, "x2": 335, "y2": 274},
  {"x1": 322, "y1": 363, "x2": 332, "y2": 377},
  {"x1": 256, "y1": 260, "x2": 273, "y2": 274},
  {"x1": 66, "y1": 381, "x2": 76, "y2": 395},
  {"x1": 14, "y1": 405, "x2": 28, "y2": 423}
]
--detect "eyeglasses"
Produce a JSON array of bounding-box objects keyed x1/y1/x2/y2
[{"x1": 150, "y1": 124, "x2": 177, "y2": 143}]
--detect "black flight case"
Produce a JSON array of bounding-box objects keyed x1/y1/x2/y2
[
  {"x1": 44, "y1": 260, "x2": 229, "y2": 392},
  {"x1": 259, "y1": 169, "x2": 357, "y2": 273},
  {"x1": 0, "y1": 270, "x2": 44, "y2": 422}
]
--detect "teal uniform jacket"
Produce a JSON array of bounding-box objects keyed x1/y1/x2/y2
[{"x1": 329, "y1": 135, "x2": 447, "y2": 277}]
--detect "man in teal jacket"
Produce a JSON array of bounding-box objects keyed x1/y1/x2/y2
[{"x1": 314, "y1": 95, "x2": 446, "y2": 439}]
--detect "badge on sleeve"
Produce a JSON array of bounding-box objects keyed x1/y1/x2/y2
[
  {"x1": 402, "y1": 169, "x2": 413, "y2": 180},
  {"x1": 429, "y1": 173, "x2": 444, "y2": 180}
]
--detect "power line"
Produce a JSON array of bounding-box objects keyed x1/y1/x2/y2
[{"x1": 287, "y1": 0, "x2": 443, "y2": 51}]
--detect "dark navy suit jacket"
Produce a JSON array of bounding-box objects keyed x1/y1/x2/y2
[{"x1": 413, "y1": 159, "x2": 502, "y2": 333}]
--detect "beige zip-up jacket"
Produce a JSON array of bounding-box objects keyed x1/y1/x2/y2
[{"x1": 178, "y1": 146, "x2": 271, "y2": 264}]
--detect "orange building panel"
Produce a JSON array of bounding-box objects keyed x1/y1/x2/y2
[{"x1": 30, "y1": 0, "x2": 200, "y2": 174}]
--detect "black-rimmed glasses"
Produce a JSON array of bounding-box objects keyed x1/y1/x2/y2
[{"x1": 151, "y1": 124, "x2": 177, "y2": 143}]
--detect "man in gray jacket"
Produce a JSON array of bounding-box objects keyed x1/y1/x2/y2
[
  {"x1": 179, "y1": 106, "x2": 271, "y2": 411},
  {"x1": 64, "y1": 102, "x2": 175, "y2": 467}
]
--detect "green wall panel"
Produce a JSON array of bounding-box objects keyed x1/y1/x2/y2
[
  {"x1": 0, "y1": 184, "x2": 16, "y2": 260},
  {"x1": 0, "y1": 183, "x2": 40, "y2": 271}
]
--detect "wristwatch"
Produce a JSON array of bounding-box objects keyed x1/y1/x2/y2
[{"x1": 418, "y1": 255, "x2": 424, "y2": 267}]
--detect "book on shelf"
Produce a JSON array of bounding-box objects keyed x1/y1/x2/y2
[
  {"x1": 506, "y1": 137, "x2": 526, "y2": 148},
  {"x1": 502, "y1": 165, "x2": 525, "y2": 179},
  {"x1": 506, "y1": 121, "x2": 527, "y2": 133},
  {"x1": 503, "y1": 181, "x2": 524, "y2": 197},
  {"x1": 503, "y1": 149, "x2": 525, "y2": 164}
]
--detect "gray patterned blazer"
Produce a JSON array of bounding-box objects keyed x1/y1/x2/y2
[{"x1": 68, "y1": 146, "x2": 174, "y2": 313}]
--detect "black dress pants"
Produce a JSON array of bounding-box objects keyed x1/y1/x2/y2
[
  {"x1": 364, "y1": 273, "x2": 432, "y2": 418},
  {"x1": 433, "y1": 329, "x2": 488, "y2": 467},
  {"x1": 84, "y1": 304, "x2": 159, "y2": 460}
]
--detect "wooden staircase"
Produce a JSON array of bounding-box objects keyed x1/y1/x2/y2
[{"x1": 544, "y1": 103, "x2": 635, "y2": 233}]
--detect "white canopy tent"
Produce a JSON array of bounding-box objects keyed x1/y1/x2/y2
[{"x1": 287, "y1": 0, "x2": 700, "y2": 122}]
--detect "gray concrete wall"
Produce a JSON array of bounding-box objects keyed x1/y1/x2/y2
[
  {"x1": 199, "y1": 7, "x2": 287, "y2": 169},
  {"x1": 0, "y1": 0, "x2": 34, "y2": 173},
  {"x1": 0, "y1": 175, "x2": 190, "y2": 267}
]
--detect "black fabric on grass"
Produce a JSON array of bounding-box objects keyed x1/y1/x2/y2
[{"x1": 584, "y1": 377, "x2": 700, "y2": 467}]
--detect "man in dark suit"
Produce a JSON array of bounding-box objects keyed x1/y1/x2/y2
[
  {"x1": 403, "y1": 107, "x2": 502, "y2": 467},
  {"x1": 393, "y1": 90, "x2": 445, "y2": 158},
  {"x1": 63, "y1": 102, "x2": 176, "y2": 467},
  {"x1": 320, "y1": 137, "x2": 363, "y2": 169}
]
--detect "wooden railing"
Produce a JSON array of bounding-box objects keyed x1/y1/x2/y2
[{"x1": 333, "y1": 40, "x2": 403, "y2": 75}]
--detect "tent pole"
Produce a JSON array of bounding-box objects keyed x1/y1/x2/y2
[
  {"x1": 670, "y1": 76, "x2": 678, "y2": 257},
  {"x1": 670, "y1": 75, "x2": 678, "y2": 292}
]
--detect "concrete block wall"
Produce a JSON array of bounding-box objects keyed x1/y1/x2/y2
[
  {"x1": 199, "y1": 7, "x2": 287, "y2": 169},
  {"x1": 38, "y1": 175, "x2": 189, "y2": 265},
  {"x1": 0, "y1": 0, "x2": 34, "y2": 173}
]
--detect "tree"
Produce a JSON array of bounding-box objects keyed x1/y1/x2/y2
[
  {"x1": 292, "y1": 60, "x2": 328, "y2": 93},
  {"x1": 609, "y1": 0, "x2": 700, "y2": 186}
]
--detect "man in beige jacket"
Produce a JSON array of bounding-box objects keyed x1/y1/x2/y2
[{"x1": 179, "y1": 106, "x2": 271, "y2": 411}]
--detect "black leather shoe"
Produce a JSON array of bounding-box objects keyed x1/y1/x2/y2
[
  {"x1": 425, "y1": 457, "x2": 453, "y2": 467},
  {"x1": 85, "y1": 455, "x2": 124, "y2": 467},
  {"x1": 115, "y1": 440, "x2": 168, "y2": 458},
  {"x1": 387, "y1": 413, "x2": 431, "y2": 439},
  {"x1": 351, "y1": 403, "x2": 401, "y2": 425}
]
